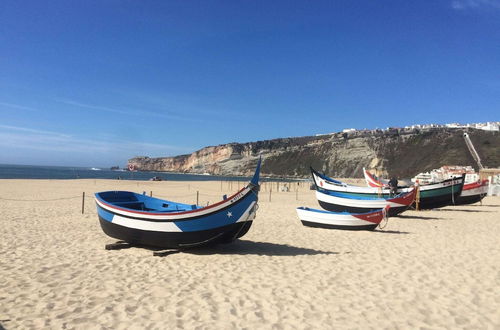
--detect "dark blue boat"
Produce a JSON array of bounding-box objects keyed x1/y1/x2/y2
[{"x1": 95, "y1": 159, "x2": 261, "y2": 249}]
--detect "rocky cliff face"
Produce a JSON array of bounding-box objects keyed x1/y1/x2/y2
[{"x1": 128, "y1": 128, "x2": 500, "y2": 178}]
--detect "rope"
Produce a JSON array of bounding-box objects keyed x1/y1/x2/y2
[
  {"x1": 0, "y1": 196, "x2": 81, "y2": 202},
  {"x1": 378, "y1": 206, "x2": 389, "y2": 230},
  {"x1": 451, "y1": 178, "x2": 455, "y2": 205}
]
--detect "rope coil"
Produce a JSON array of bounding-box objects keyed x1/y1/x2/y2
[{"x1": 378, "y1": 206, "x2": 390, "y2": 230}]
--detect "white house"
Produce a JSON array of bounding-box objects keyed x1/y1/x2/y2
[{"x1": 478, "y1": 122, "x2": 499, "y2": 131}]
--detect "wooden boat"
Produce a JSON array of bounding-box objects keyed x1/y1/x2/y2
[
  {"x1": 363, "y1": 168, "x2": 388, "y2": 188},
  {"x1": 315, "y1": 185, "x2": 416, "y2": 216},
  {"x1": 296, "y1": 206, "x2": 389, "y2": 231},
  {"x1": 312, "y1": 168, "x2": 465, "y2": 210},
  {"x1": 454, "y1": 180, "x2": 489, "y2": 205},
  {"x1": 363, "y1": 168, "x2": 487, "y2": 206},
  {"x1": 94, "y1": 159, "x2": 261, "y2": 249}
]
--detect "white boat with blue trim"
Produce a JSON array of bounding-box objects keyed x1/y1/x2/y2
[{"x1": 296, "y1": 206, "x2": 390, "y2": 231}]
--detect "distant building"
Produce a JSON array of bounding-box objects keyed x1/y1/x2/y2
[
  {"x1": 445, "y1": 123, "x2": 463, "y2": 128},
  {"x1": 317, "y1": 121, "x2": 498, "y2": 137},
  {"x1": 478, "y1": 122, "x2": 499, "y2": 131},
  {"x1": 412, "y1": 165, "x2": 479, "y2": 185}
]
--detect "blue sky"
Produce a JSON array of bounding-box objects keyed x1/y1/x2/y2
[{"x1": 1, "y1": 0, "x2": 499, "y2": 167}]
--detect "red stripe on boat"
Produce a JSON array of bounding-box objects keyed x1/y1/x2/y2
[
  {"x1": 389, "y1": 187, "x2": 417, "y2": 205},
  {"x1": 463, "y1": 179, "x2": 489, "y2": 191},
  {"x1": 353, "y1": 210, "x2": 384, "y2": 224}
]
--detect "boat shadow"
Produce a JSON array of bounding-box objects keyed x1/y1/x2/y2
[
  {"x1": 433, "y1": 208, "x2": 494, "y2": 213},
  {"x1": 397, "y1": 214, "x2": 438, "y2": 220},
  {"x1": 105, "y1": 240, "x2": 335, "y2": 257},
  {"x1": 187, "y1": 240, "x2": 336, "y2": 256},
  {"x1": 373, "y1": 229, "x2": 411, "y2": 235}
]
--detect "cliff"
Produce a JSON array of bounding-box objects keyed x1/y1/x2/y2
[{"x1": 128, "y1": 128, "x2": 500, "y2": 178}]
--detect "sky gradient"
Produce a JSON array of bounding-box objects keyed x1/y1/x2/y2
[{"x1": 1, "y1": 0, "x2": 499, "y2": 167}]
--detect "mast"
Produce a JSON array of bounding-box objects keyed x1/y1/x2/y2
[{"x1": 463, "y1": 133, "x2": 484, "y2": 170}]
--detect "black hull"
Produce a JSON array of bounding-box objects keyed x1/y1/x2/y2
[
  {"x1": 317, "y1": 200, "x2": 409, "y2": 217},
  {"x1": 415, "y1": 191, "x2": 462, "y2": 209},
  {"x1": 99, "y1": 216, "x2": 253, "y2": 249},
  {"x1": 301, "y1": 220, "x2": 378, "y2": 231},
  {"x1": 453, "y1": 194, "x2": 485, "y2": 206}
]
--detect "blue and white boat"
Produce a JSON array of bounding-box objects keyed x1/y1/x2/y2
[
  {"x1": 311, "y1": 167, "x2": 464, "y2": 210},
  {"x1": 315, "y1": 185, "x2": 416, "y2": 216},
  {"x1": 95, "y1": 159, "x2": 261, "y2": 249}
]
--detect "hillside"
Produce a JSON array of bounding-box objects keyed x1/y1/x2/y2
[{"x1": 128, "y1": 128, "x2": 500, "y2": 178}]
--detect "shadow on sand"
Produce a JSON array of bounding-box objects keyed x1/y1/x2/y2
[
  {"x1": 397, "y1": 214, "x2": 438, "y2": 220},
  {"x1": 374, "y1": 229, "x2": 411, "y2": 235},
  {"x1": 183, "y1": 240, "x2": 335, "y2": 257},
  {"x1": 105, "y1": 240, "x2": 335, "y2": 257},
  {"x1": 0, "y1": 322, "x2": 7, "y2": 330},
  {"x1": 433, "y1": 208, "x2": 493, "y2": 213}
]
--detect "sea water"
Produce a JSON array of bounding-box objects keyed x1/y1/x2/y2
[{"x1": 0, "y1": 164, "x2": 254, "y2": 181}]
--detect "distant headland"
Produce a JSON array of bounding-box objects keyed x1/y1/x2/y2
[{"x1": 128, "y1": 122, "x2": 500, "y2": 178}]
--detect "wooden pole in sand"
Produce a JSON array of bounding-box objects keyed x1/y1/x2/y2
[
  {"x1": 82, "y1": 192, "x2": 85, "y2": 214},
  {"x1": 415, "y1": 185, "x2": 420, "y2": 211},
  {"x1": 196, "y1": 191, "x2": 199, "y2": 205},
  {"x1": 269, "y1": 188, "x2": 272, "y2": 202}
]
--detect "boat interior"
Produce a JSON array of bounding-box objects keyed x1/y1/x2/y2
[{"x1": 97, "y1": 191, "x2": 199, "y2": 212}]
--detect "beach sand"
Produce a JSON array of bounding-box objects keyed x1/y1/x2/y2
[{"x1": 0, "y1": 179, "x2": 499, "y2": 329}]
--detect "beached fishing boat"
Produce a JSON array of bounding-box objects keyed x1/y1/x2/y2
[
  {"x1": 296, "y1": 206, "x2": 389, "y2": 230},
  {"x1": 363, "y1": 168, "x2": 388, "y2": 188},
  {"x1": 454, "y1": 180, "x2": 489, "y2": 205},
  {"x1": 94, "y1": 159, "x2": 261, "y2": 249},
  {"x1": 363, "y1": 168, "x2": 487, "y2": 206},
  {"x1": 315, "y1": 185, "x2": 416, "y2": 216},
  {"x1": 312, "y1": 168, "x2": 465, "y2": 210}
]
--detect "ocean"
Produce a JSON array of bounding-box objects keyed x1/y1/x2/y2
[{"x1": 0, "y1": 164, "x2": 256, "y2": 181}]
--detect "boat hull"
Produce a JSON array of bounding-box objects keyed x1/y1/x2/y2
[
  {"x1": 454, "y1": 194, "x2": 484, "y2": 206},
  {"x1": 454, "y1": 180, "x2": 489, "y2": 205},
  {"x1": 98, "y1": 215, "x2": 254, "y2": 249},
  {"x1": 315, "y1": 188, "x2": 415, "y2": 216},
  {"x1": 95, "y1": 188, "x2": 258, "y2": 249},
  {"x1": 416, "y1": 188, "x2": 461, "y2": 209},
  {"x1": 312, "y1": 168, "x2": 464, "y2": 210},
  {"x1": 317, "y1": 200, "x2": 408, "y2": 216},
  {"x1": 300, "y1": 220, "x2": 378, "y2": 230},
  {"x1": 296, "y1": 207, "x2": 386, "y2": 231}
]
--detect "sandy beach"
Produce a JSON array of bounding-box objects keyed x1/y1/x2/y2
[{"x1": 0, "y1": 178, "x2": 499, "y2": 329}]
